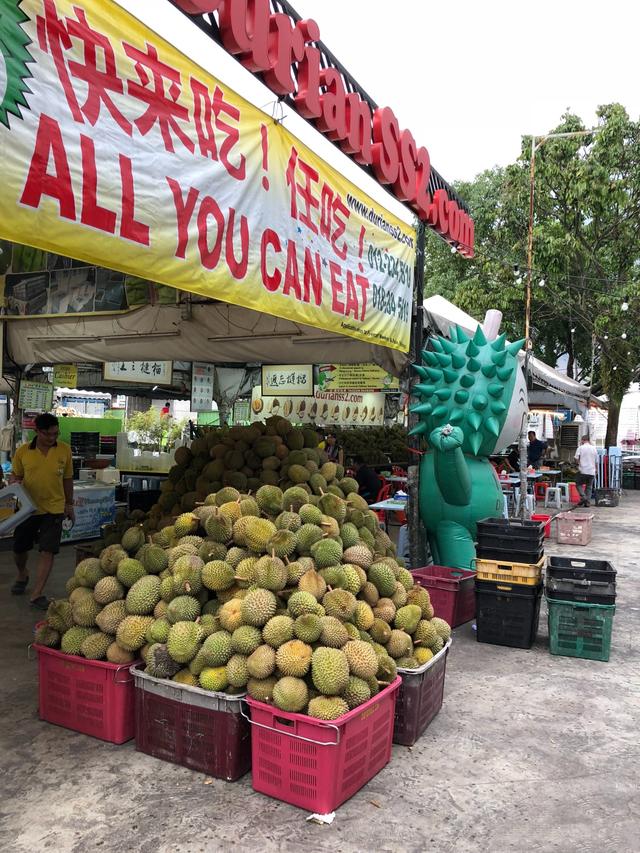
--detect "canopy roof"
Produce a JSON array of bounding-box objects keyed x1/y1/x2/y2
[
  {"x1": 423, "y1": 295, "x2": 590, "y2": 402},
  {"x1": 5, "y1": 302, "x2": 408, "y2": 376}
]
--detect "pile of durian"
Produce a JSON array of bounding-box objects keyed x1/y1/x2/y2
[{"x1": 35, "y1": 417, "x2": 450, "y2": 721}]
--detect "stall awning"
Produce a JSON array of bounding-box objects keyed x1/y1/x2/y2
[
  {"x1": 5, "y1": 302, "x2": 409, "y2": 376},
  {"x1": 423, "y1": 295, "x2": 590, "y2": 403}
]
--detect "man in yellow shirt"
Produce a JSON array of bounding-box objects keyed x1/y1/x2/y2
[{"x1": 10, "y1": 413, "x2": 74, "y2": 609}]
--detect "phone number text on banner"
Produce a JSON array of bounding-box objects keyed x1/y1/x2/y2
[{"x1": 0, "y1": 0, "x2": 415, "y2": 352}]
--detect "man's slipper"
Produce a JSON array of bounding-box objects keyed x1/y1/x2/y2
[
  {"x1": 29, "y1": 596, "x2": 50, "y2": 611},
  {"x1": 11, "y1": 577, "x2": 29, "y2": 595}
]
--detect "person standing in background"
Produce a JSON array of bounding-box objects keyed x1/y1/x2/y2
[
  {"x1": 160, "y1": 401, "x2": 171, "y2": 417},
  {"x1": 325, "y1": 433, "x2": 344, "y2": 467},
  {"x1": 574, "y1": 434, "x2": 598, "y2": 507},
  {"x1": 10, "y1": 413, "x2": 74, "y2": 609},
  {"x1": 527, "y1": 431, "x2": 547, "y2": 469}
]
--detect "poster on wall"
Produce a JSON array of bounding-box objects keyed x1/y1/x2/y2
[
  {"x1": 52, "y1": 363, "x2": 78, "y2": 387},
  {"x1": 191, "y1": 362, "x2": 215, "y2": 412},
  {"x1": 261, "y1": 365, "x2": 313, "y2": 397},
  {"x1": 103, "y1": 361, "x2": 172, "y2": 384},
  {"x1": 0, "y1": 0, "x2": 414, "y2": 352},
  {"x1": 317, "y1": 363, "x2": 400, "y2": 391},
  {"x1": 250, "y1": 386, "x2": 385, "y2": 426}
]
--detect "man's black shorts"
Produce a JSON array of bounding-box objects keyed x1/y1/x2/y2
[{"x1": 13, "y1": 513, "x2": 64, "y2": 555}]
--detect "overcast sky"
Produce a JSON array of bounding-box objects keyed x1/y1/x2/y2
[{"x1": 118, "y1": 0, "x2": 640, "y2": 221}]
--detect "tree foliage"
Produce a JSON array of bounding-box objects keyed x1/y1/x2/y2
[{"x1": 424, "y1": 104, "x2": 640, "y2": 445}]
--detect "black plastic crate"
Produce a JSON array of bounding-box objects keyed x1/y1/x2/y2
[
  {"x1": 475, "y1": 579, "x2": 542, "y2": 649},
  {"x1": 477, "y1": 518, "x2": 545, "y2": 552},
  {"x1": 476, "y1": 542, "x2": 544, "y2": 565},
  {"x1": 594, "y1": 488, "x2": 619, "y2": 507},
  {"x1": 393, "y1": 641, "x2": 450, "y2": 746},
  {"x1": 546, "y1": 556, "x2": 616, "y2": 585},
  {"x1": 545, "y1": 575, "x2": 616, "y2": 605}
]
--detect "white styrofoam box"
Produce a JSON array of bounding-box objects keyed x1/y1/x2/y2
[{"x1": 96, "y1": 468, "x2": 120, "y2": 484}]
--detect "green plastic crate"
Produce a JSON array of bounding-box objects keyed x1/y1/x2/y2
[{"x1": 546, "y1": 597, "x2": 615, "y2": 662}]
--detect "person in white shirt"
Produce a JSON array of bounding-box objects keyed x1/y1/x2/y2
[{"x1": 574, "y1": 435, "x2": 598, "y2": 507}]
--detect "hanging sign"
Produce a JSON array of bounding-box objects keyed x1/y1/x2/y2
[
  {"x1": 262, "y1": 365, "x2": 313, "y2": 397},
  {"x1": 250, "y1": 386, "x2": 385, "y2": 426},
  {"x1": 191, "y1": 362, "x2": 215, "y2": 412},
  {"x1": 317, "y1": 363, "x2": 399, "y2": 392},
  {"x1": 0, "y1": 0, "x2": 414, "y2": 353},
  {"x1": 18, "y1": 380, "x2": 53, "y2": 412},
  {"x1": 103, "y1": 361, "x2": 172, "y2": 384},
  {"x1": 52, "y1": 363, "x2": 78, "y2": 387}
]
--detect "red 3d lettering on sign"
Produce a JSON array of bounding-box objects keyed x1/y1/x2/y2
[{"x1": 171, "y1": 0, "x2": 474, "y2": 256}]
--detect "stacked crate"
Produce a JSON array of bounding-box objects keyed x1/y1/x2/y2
[
  {"x1": 545, "y1": 557, "x2": 617, "y2": 662},
  {"x1": 474, "y1": 518, "x2": 546, "y2": 649}
]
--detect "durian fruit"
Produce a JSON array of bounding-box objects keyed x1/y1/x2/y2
[
  {"x1": 287, "y1": 590, "x2": 322, "y2": 618},
  {"x1": 116, "y1": 558, "x2": 146, "y2": 588},
  {"x1": 116, "y1": 615, "x2": 154, "y2": 652},
  {"x1": 226, "y1": 654, "x2": 249, "y2": 688},
  {"x1": 415, "y1": 647, "x2": 434, "y2": 665},
  {"x1": 322, "y1": 589, "x2": 357, "y2": 621},
  {"x1": 46, "y1": 600, "x2": 74, "y2": 633},
  {"x1": 240, "y1": 588, "x2": 278, "y2": 627},
  {"x1": 262, "y1": 615, "x2": 295, "y2": 649},
  {"x1": 200, "y1": 631, "x2": 234, "y2": 667},
  {"x1": 106, "y1": 642, "x2": 135, "y2": 664},
  {"x1": 125, "y1": 575, "x2": 162, "y2": 615},
  {"x1": 93, "y1": 576, "x2": 125, "y2": 605},
  {"x1": 199, "y1": 667, "x2": 229, "y2": 691},
  {"x1": 342, "y1": 640, "x2": 379, "y2": 678},
  {"x1": 294, "y1": 613, "x2": 323, "y2": 643},
  {"x1": 96, "y1": 600, "x2": 127, "y2": 635},
  {"x1": 61, "y1": 626, "x2": 96, "y2": 655},
  {"x1": 319, "y1": 616, "x2": 349, "y2": 648},
  {"x1": 244, "y1": 517, "x2": 277, "y2": 553},
  {"x1": 276, "y1": 639, "x2": 313, "y2": 677},
  {"x1": 311, "y1": 647, "x2": 349, "y2": 695},
  {"x1": 307, "y1": 695, "x2": 349, "y2": 720},
  {"x1": 386, "y1": 629, "x2": 413, "y2": 659},
  {"x1": 146, "y1": 643, "x2": 182, "y2": 679},
  {"x1": 166, "y1": 595, "x2": 201, "y2": 624},
  {"x1": 368, "y1": 562, "x2": 397, "y2": 597},
  {"x1": 246, "y1": 675, "x2": 278, "y2": 703},
  {"x1": 74, "y1": 558, "x2": 105, "y2": 588},
  {"x1": 167, "y1": 621, "x2": 204, "y2": 663},
  {"x1": 246, "y1": 644, "x2": 276, "y2": 678},
  {"x1": 342, "y1": 545, "x2": 373, "y2": 569},
  {"x1": 430, "y1": 617, "x2": 452, "y2": 642},
  {"x1": 253, "y1": 555, "x2": 287, "y2": 591},
  {"x1": 201, "y1": 560, "x2": 235, "y2": 592},
  {"x1": 272, "y1": 676, "x2": 309, "y2": 712},
  {"x1": 310, "y1": 538, "x2": 343, "y2": 569},
  {"x1": 121, "y1": 526, "x2": 145, "y2": 554},
  {"x1": 34, "y1": 624, "x2": 60, "y2": 648},
  {"x1": 71, "y1": 596, "x2": 102, "y2": 628},
  {"x1": 342, "y1": 675, "x2": 371, "y2": 709},
  {"x1": 394, "y1": 604, "x2": 422, "y2": 635},
  {"x1": 80, "y1": 632, "x2": 112, "y2": 660},
  {"x1": 231, "y1": 625, "x2": 263, "y2": 655}
]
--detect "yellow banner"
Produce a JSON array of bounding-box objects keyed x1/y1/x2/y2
[
  {"x1": 0, "y1": 0, "x2": 415, "y2": 351},
  {"x1": 52, "y1": 363, "x2": 77, "y2": 387}
]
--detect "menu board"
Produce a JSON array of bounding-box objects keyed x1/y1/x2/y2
[{"x1": 18, "y1": 380, "x2": 53, "y2": 413}]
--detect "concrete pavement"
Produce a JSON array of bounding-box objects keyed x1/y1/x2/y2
[{"x1": 0, "y1": 494, "x2": 638, "y2": 853}]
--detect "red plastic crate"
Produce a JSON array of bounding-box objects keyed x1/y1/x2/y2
[
  {"x1": 531, "y1": 513, "x2": 551, "y2": 538},
  {"x1": 393, "y1": 640, "x2": 451, "y2": 746},
  {"x1": 35, "y1": 644, "x2": 136, "y2": 743},
  {"x1": 411, "y1": 565, "x2": 476, "y2": 626},
  {"x1": 246, "y1": 677, "x2": 401, "y2": 813},
  {"x1": 132, "y1": 666, "x2": 250, "y2": 781}
]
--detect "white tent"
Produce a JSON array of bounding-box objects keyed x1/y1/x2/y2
[{"x1": 423, "y1": 295, "x2": 590, "y2": 402}]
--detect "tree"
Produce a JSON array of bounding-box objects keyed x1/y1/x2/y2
[
  {"x1": 126, "y1": 407, "x2": 185, "y2": 452},
  {"x1": 424, "y1": 104, "x2": 640, "y2": 446}
]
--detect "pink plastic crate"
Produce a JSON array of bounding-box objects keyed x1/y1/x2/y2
[
  {"x1": 35, "y1": 644, "x2": 136, "y2": 744},
  {"x1": 531, "y1": 513, "x2": 551, "y2": 539},
  {"x1": 246, "y1": 677, "x2": 400, "y2": 813},
  {"x1": 411, "y1": 565, "x2": 476, "y2": 626},
  {"x1": 556, "y1": 512, "x2": 594, "y2": 546}
]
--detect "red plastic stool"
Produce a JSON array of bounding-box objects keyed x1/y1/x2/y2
[{"x1": 534, "y1": 482, "x2": 549, "y2": 502}]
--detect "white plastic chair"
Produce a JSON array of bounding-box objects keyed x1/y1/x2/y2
[{"x1": 544, "y1": 487, "x2": 562, "y2": 509}]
